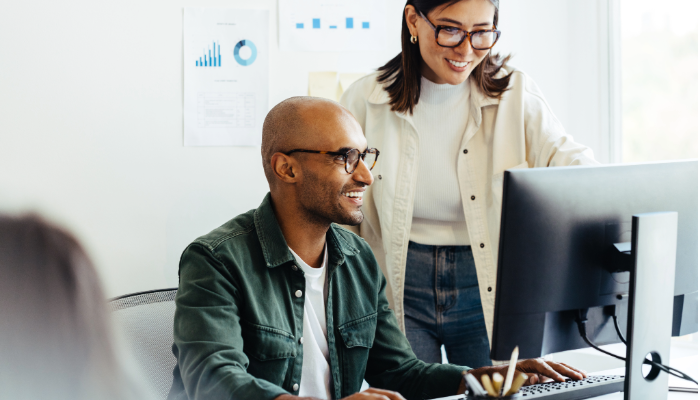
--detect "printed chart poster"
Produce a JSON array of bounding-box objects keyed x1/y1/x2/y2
[
  {"x1": 184, "y1": 8, "x2": 269, "y2": 146},
  {"x1": 279, "y1": 0, "x2": 386, "y2": 52}
]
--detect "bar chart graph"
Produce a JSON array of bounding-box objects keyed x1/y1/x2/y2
[
  {"x1": 184, "y1": 8, "x2": 269, "y2": 146},
  {"x1": 296, "y1": 17, "x2": 370, "y2": 30},
  {"x1": 280, "y1": 0, "x2": 385, "y2": 51},
  {"x1": 196, "y1": 41, "x2": 221, "y2": 67}
]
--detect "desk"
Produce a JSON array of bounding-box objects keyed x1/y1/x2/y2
[
  {"x1": 588, "y1": 355, "x2": 697, "y2": 400},
  {"x1": 429, "y1": 355, "x2": 697, "y2": 400}
]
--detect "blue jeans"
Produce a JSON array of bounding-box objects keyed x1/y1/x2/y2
[{"x1": 403, "y1": 241, "x2": 492, "y2": 368}]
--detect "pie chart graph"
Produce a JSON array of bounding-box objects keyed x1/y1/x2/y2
[{"x1": 233, "y1": 40, "x2": 257, "y2": 66}]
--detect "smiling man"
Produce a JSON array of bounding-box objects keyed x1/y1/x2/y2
[{"x1": 167, "y1": 97, "x2": 586, "y2": 400}]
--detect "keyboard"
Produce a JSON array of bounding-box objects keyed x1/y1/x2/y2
[
  {"x1": 439, "y1": 375, "x2": 625, "y2": 400},
  {"x1": 516, "y1": 375, "x2": 624, "y2": 399}
]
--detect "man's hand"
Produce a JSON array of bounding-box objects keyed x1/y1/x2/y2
[
  {"x1": 341, "y1": 388, "x2": 406, "y2": 400},
  {"x1": 511, "y1": 359, "x2": 587, "y2": 385},
  {"x1": 460, "y1": 358, "x2": 587, "y2": 393},
  {"x1": 274, "y1": 395, "x2": 318, "y2": 400},
  {"x1": 275, "y1": 388, "x2": 405, "y2": 400}
]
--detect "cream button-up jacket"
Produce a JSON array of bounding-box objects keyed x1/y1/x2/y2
[{"x1": 339, "y1": 66, "x2": 598, "y2": 343}]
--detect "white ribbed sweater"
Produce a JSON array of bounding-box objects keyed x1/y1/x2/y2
[{"x1": 409, "y1": 76, "x2": 471, "y2": 246}]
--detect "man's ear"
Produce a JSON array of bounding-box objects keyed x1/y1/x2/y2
[{"x1": 271, "y1": 152, "x2": 299, "y2": 183}]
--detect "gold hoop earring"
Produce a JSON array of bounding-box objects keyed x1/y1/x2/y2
[{"x1": 410, "y1": 35, "x2": 418, "y2": 44}]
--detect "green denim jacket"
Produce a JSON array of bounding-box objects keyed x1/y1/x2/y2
[{"x1": 168, "y1": 193, "x2": 467, "y2": 400}]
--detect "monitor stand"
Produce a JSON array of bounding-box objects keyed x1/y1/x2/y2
[{"x1": 624, "y1": 212, "x2": 678, "y2": 400}]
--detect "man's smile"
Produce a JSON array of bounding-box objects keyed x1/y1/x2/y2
[{"x1": 343, "y1": 189, "x2": 364, "y2": 205}]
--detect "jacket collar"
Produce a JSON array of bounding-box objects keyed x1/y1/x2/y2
[
  {"x1": 254, "y1": 193, "x2": 295, "y2": 268},
  {"x1": 368, "y1": 80, "x2": 391, "y2": 105},
  {"x1": 254, "y1": 193, "x2": 359, "y2": 270}
]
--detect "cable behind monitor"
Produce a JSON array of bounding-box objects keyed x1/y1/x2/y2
[{"x1": 576, "y1": 309, "x2": 697, "y2": 385}]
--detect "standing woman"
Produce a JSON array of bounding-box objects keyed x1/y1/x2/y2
[{"x1": 340, "y1": 0, "x2": 597, "y2": 368}]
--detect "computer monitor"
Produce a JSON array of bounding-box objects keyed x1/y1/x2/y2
[{"x1": 490, "y1": 160, "x2": 698, "y2": 361}]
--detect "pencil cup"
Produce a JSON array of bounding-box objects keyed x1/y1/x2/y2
[{"x1": 465, "y1": 394, "x2": 522, "y2": 400}]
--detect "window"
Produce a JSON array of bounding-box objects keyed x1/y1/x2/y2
[{"x1": 620, "y1": 0, "x2": 698, "y2": 163}]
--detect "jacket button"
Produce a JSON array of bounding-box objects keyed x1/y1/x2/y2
[
  {"x1": 488, "y1": 287, "x2": 493, "y2": 292},
  {"x1": 291, "y1": 265, "x2": 298, "y2": 271},
  {"x1": 471, "y1": 195, "x2": 476, "y2": 200},
  {"x1": 295, "y1": 290, "x2": 303, "y2": 298},
  {"x1": 299, "y1": 337, "x2": 304, "y2": 344},
  {"x1": 292, "y1": 383, "x2": 299, "y2": 391},
  {"x1": 378, "y1": 174, "x2": 382, "y2": 180},
  {"x1": 463, "y1": 149, "x2": 468, "y2": 154},
  {"x1": 480, "y1": 243, "x2": 485, "y2": 248}
]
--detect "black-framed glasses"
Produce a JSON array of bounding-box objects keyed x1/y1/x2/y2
[
  {"x1": 284, "y1": 148, "x2": 380, "y2": 174},
  {"x1": 419, "y1": 10, "x2": 501, "y2": 50}
]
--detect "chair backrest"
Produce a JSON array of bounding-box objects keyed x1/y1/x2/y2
[{"x1": 109, "y1": 289, "x2": 178, "y2": 400}]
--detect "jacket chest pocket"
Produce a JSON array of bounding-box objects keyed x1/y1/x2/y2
[
  {"x1": 338, "y1": 313, "x2": 377, "y2": 394},
  {"x1": 242, "y1": 323, "x2": 296, "y2": 387}
]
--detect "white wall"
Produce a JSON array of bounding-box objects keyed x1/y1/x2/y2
[
  {"x1": 498, "y1": 0, "x2": 619, "y2": 163},
  {"x1": 0, "y1": 0, "x2": 615, "y2": 297}
]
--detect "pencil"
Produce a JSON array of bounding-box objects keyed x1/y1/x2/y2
[
  {"x1": 481, "y1": 374, "x2": 499, "y2": 397},
  {"x1": 506, "y1": 372, "x2": 529, "y2": 396},
  {"x1": 502, "y1": 346, "x2": 519, "y2": 395},
  {"x1": 492, "y1": 372, "x2": 504, "y2": 395}
]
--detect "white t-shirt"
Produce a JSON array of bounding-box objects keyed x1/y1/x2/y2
[
  {"x1": 289, "y1": 245, "x2": 332, "y2": 400},
  {"x1": 410, "y1": 76, "x2": 471, "y2": 246}
]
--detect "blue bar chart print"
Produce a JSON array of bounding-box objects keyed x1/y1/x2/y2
[
  {"x1": 184, "y1": 8, "x2": 269, "y2": 147},
  {"x1": 279, "y1": 0, "x2": 386, "y2": 51},
  {"x1": 297, "y1": 17, "x2": 370, "y2": 30},
  {"x1": 196, "y1": 41, "x2": 221, "y2": 67}
]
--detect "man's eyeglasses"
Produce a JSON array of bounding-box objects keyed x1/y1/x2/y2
[
  {"x1": 284, "y1": 148, "x2": 380, "y2": 174},
  {"x1": 419, "y1": 11, "x2": 501, "y2": 50}
]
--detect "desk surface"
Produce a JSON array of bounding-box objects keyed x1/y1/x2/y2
[
  {"x1": 589, "y1": 355, "x2": 697, "y2": 400},
  {"x1": 429, "y1": 355, "x2": 698, "y2": 400}
]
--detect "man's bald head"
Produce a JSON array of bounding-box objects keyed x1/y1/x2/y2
[{"x1": 261, "y1": 96, "x2": 359, "y2": 186}]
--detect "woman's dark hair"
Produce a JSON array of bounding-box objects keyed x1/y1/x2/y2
[
  {"x1": 0, "y1": 215, "x2": 143, "y2": 400},
  {"x1": 378, "y1": 0, "x2": 512, "y2": 114}
]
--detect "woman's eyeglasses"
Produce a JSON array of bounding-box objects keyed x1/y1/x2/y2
[
  {"x1": 419, "y1": 11, "x2": 501, "y2": 50},
  {"x1": 284, "y1": 148, "x2": 380, "y2": 174}
]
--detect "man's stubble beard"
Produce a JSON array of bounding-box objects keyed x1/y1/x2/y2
[{"x1": 298, "y1": 168, "x2": 364, "y2": 227}]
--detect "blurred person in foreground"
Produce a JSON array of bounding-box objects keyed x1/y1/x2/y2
[
  {"x1": 167, "y1": 96, "x2": 587, "y2": 400},
  {"x1": 0, "y1": 215, "x2": 148, "y2": 400}
]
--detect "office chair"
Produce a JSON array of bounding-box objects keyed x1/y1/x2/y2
[{"x1": 110, "y1": 288, "x2": 178, "y2": 400}]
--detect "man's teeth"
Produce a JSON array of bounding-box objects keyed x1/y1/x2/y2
[
  {"x1": 448, "y1": 59, "x2": 468, "y2": 68},
  {"x1": 345, "y1": 192, "x2": 363, "y2": 198}
]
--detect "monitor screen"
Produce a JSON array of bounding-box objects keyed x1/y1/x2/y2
[{"x1": 491, "y1": 160, "x2": 698, "y2": 360}]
